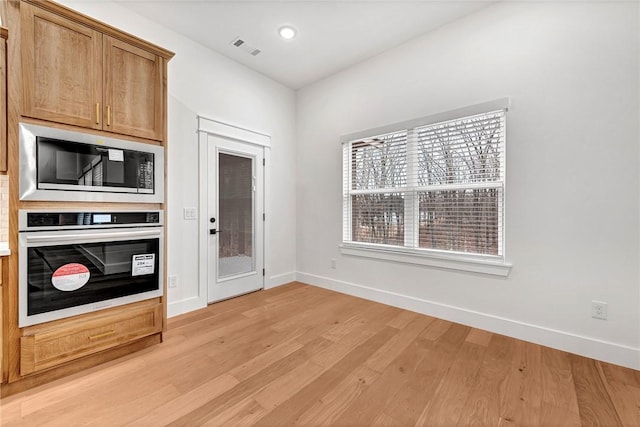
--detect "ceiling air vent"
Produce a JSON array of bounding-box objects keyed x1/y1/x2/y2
[{"x1": 230, "y1": 37, "x2": 262, "y2": 57}]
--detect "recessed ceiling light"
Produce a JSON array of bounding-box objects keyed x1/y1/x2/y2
[{"x1": 279, "y1": 26, "x2": 296, "y2": 40}]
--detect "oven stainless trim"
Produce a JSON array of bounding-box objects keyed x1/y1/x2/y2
[
  {"x1": 38, "y1": 183, "x2": 144, "y2": 193},
  {"x1": 23, "y1": 229, "x2": 163, "y2": 244},
  {"x1": 19, "y1": 209, "x2": 164, "y2": 232},
  {"x1": 19, "y1": 226, "x2": 164, "y2": 327},
  {"x1": 19, "y1": 122, "x2": 164, "y2": 203}
]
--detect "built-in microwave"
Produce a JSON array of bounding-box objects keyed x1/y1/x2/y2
[{"x1": 19, "y1": 123, "x2": 164, "y2": 203}]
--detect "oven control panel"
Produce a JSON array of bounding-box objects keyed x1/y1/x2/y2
[{"x1": 20, "y1": 210, "x2": 163, "y2": 231}]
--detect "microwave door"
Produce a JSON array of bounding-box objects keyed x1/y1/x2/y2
[
  {"x1": 88, "y1": 148, "x2": 143, "y2": 191},
  {"x1": 37, "y1": 141, "x2": 134, "y2": 193},
  {"x1": 38, "y1": 139, "x2": 103, "y2": 188},
  {"x1": 19, "y1": 122, "x2": 164, "y2": 203},
  {"x1": 36, "y1": 141, "x2": 80, "y2": 185}
]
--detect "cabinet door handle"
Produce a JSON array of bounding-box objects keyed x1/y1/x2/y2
[
  {"x1": 88, "y1": 330, "x2": 116, "y2": 340},
  {"x1": 95, "y1": 103, "x2": 100, "y2": 125},
  {"x1": 106, "y1": 105, "x2": 111, "y2": 126}
]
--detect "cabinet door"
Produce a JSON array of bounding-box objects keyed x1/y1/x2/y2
[
  {"x1": 103, "y1": 36, "x2": 163, "y2": 141},
  {"x1": 0, "y1": 33, "x2": 6, "y2": 173},
  {"x1": 21, "y1": 3, "x2": 102, "y2": 129},
  {"x1": 0, "y1": 259, "x2": 3, "y2": 383},
  {"x1": 21, "y1": 301, "x2": 162, "y2": 376}
]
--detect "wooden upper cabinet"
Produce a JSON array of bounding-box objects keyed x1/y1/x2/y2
[
  {"x1": 20, "y1": 2, "x2": 167, "y2": 141},
  {"x1": 0, "y1": 28, "x2": 7, "y2": 173},
  {"x1": 103, "y1": 36, "x2": 163, "y2": 141},
  {"x1": 21, "y1": 3, "x2": 102, "y2": 130}
]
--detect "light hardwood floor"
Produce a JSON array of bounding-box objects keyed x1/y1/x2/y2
[{"x1": 1, "y1": 282, "x2": 638, "y2": 426}]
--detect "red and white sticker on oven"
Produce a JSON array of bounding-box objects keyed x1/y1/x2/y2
[{"x1": 51, "y1": 263, "x2": 91, "y2": 291}]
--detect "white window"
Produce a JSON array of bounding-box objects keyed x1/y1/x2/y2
[{"x1": 341, "y1": 100, "x2": 510, "y2": 275}]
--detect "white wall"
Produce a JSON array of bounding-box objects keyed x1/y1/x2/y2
[
  {"x1": 60, "y1": 0, "x2": 639, "y2": 369},
  {"x1": 296, "y1": 2, "x2": 640, "y2": 369},
  {"x1": 61, "y1": 1, "x2": 298, "y2": 316}
]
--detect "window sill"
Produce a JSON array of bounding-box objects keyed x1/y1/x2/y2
[{"x1": 339, "y1": 243, "x2": 512, "y2": 277}]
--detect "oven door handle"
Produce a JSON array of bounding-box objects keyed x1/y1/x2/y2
[{"x1": 23, "y1": 229, "x2": 163, "y2": 244}]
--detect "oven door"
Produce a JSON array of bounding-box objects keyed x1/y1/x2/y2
[{"x1": 19, "y1": 227, "x2": 163, "y2": 327}]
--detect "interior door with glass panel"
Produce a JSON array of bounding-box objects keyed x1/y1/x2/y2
[{"x1": 207, "y1": 136, "x2": 264, "y2": 303}]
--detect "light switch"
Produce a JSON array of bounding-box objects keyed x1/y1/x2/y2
[{"x1": 183, "y1": 207, "x2": 197, "y2": 220}]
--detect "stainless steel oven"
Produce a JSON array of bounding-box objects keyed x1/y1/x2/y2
[
  {"x1": 19, "y1": 122, "x2": 164, "y2": 203},
  {"x1": 19, "y1": 210, "x2": 164, "y2": 327}
]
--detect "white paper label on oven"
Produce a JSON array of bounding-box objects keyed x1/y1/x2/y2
[
  {"x1": 108, "y1": 149, "x2": 124, "y2": 162},
  {"x1": 51, "y1": 263, "x2": 91, "y2": 291},
  {"x1": 132, "y1": 254, "x2": 155, "y2": 276}
]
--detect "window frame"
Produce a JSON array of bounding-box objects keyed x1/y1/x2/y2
[{"x1": 340, "y1": 99, "x2": 512, "y2": 276}]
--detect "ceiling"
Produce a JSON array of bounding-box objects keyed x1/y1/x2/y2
[{"x1": 115, "y1": 1, "x2": 495, "y2": 89}]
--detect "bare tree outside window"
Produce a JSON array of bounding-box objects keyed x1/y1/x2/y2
[
  {"x1": 350, "y1": 132, "x2": 406, "y2": 245},
  {"x1": 351, "y1": 193, "x2": 405, "y2": 245},
  {"x1": 344, "y1": 110, "x2": 505, "y2": 258},
  {"x1": 417, "y1": 112, "x2": 504, "y2": 255}
]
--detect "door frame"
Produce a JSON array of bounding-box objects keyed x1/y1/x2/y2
[{"x1": 197, "y1": 116, "x2": 271, "y2": 305}]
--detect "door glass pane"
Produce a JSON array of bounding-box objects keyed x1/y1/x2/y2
[{"x1": 218, "y1": 153, "x2": 254, "y2": 278}]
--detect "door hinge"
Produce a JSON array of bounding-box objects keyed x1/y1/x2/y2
[
  {"x1": 262, "y1": 268, "x2": 265, "y2": 276},
  {"x1": 263, "y1": 213, "x2": 265, "y2": 221},
  {"x1": 263, "y1": 158, "x2": 265, "y2": 166}
]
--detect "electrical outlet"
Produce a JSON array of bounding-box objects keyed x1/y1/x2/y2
[
  {"x1": 331, "y1": 258, "x2": 336, "y2": 269},
  {"x1": 591, "y1": 301, "x2": 607, "y2": 320},
  {"x1": 168, "y1": 275, "x2": 178, "y2": 288},
  {"x1": 183, "y1": 207, "x2": 197, "y2": 220}
]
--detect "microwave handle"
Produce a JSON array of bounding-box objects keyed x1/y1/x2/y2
[{"x1": 23, "y1": 229, "x2": 162, "y2": 244}]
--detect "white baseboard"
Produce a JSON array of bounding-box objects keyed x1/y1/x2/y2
[
  {"x1": 266, "y1": 271, "x2": 296, "y2": 289},
  {"x1": 296, "y1": 272, "x2": 640, "y2": 370},
  {"x1": 167, "y1": 295, "x2": 206, "y2": 318},
  {"x1": 167, "y1": 271, "x2": 295, "y2": 318}
]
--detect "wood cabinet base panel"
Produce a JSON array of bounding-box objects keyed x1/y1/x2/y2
[
  {"x1": 21, "y1": 302, "x2": 162, "y2": 375},
  {"x1": 1, "y1": 333, "x2": 161, "y2": 397}
]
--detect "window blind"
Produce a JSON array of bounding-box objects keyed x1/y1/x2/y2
[{"x1": 343, "y1": 109, "x2": 506, "y2": 257}]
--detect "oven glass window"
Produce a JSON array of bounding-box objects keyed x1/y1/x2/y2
[{"x1": 26, "y1": 239, "x2": 160, "y2": 315}]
